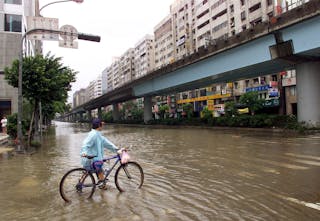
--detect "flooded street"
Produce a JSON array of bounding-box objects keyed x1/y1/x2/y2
[{"x1": 1, "y1": 121, "x2": 320, "y2": 220}]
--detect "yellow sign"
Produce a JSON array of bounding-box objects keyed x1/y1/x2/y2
[
  {"x1": 207, "y1": 100, "x2": 214, "y2": 111},
  {"x1": 177, "y1": 94, "x2": 231, "y2": 104}
]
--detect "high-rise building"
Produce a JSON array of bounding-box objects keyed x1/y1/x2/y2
[
  {"x1": 0, "y1": 0, "x2": 35, "y2": 116},
  {"x1": 154, "y1": 15, "x2": 174, "y2": 69},
  {"x1": 118, "y1": 48, "x2": 135, "y2": 87},
  {"x1": 134, "y1": 34, "x2": 155, "y2": 79},
  {"x1": 170, "y1": 0, "x2": 196, "y2": 60},
  {"x1": 87, "y1": 74, "x2": 102, "y2": 100},
  {"x1": 194, "y1": 0, "x2": 274, "y2": 49},
  {"x1": 73, "y1": 88, "x2": 87, "y2": 108}
]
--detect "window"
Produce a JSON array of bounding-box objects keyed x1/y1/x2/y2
[
  {"x1": 290, "y1": 86, "x2": 296, "y2": 96},
  {"x1": 5, "y1": 14, "x2": 22, "y2": 32},
  {"x1": 234, "y1": 82, "x2": 238, "y2": 89},
  {"x1": 241, "y1": 11, "x2": 246, "y2": 20},
  {"x1": 5, "y1": 0, "x2": 22, "y2": 4},
  {"x1": 230, "y1": 5, "x2": 234, "y2": 13},
  {"x1": 267, "y1": 0, "x2": 272, "y2": 6},
  {"x1": 0, "y1": 71, "x2": 4, "y2": 75},
  {"x1": 272, "y1": 74, "x2": 278, "y2": 81},
  {"x1": 240, "y1": 0, "x2": 245, "y2": 6},
  {"x1": 245, "y1": 80, "x2": 250, "y2": 87},
  {"x1": 249, "y1": 3, "x2": 261, "y2": 13}
]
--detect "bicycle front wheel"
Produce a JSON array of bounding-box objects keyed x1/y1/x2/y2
[
  {"x1": 115, "y1": 162, "x2": 144, "y2": 192},
  {"x1": 59, "y1": 168, "x2": 96, "y2": 203}
]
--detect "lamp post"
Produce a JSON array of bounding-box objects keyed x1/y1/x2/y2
[
  {"x1": 39, "y1": 0, "x2": 83, "y2": 15},
  {"x1": 17, "y1": 0, "x2": 93, "y2": 151}
]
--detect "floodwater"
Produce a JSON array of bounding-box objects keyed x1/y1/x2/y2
[{"x1": 1, "y1": 121, "x2": 320, "y2": 221}]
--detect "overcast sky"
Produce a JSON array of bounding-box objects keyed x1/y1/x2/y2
[{"x1": 41, "y1": 0, "x2": 173, "y2": 102}]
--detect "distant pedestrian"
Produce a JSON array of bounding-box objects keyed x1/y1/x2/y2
[{"x1": 1, "y1": 116, "x2": 7, "y2": 134}]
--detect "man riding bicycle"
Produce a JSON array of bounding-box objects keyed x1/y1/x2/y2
[{"x1": 80, "y1": 118, "x2": 121, "y2": 188}]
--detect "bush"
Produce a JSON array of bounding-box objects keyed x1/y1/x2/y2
[{"x1": 7, "y1": 113, "x2": 29, "y2": 139}]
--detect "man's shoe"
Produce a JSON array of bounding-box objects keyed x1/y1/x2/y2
[
  {"x1": 99, "y1": 184, "x2": 108, "y2": 190},
  {"x1": 96, "y1": 180, "x2": 105, "y2": 186}
]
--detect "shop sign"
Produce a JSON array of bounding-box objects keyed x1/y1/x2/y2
[
  {"x1": 177, "y1": 93, "x2": 231, "y2": 104},
  {"x1": 176, "y1": 37, "x2": 185, "y2": 46},
  {"x1": 263, "y1": 99, "x2": 280, "y2": 107},
  {"x1": 269, "y1": 81, "x2": 278, "y2": 87},
  {"x1": 268, "y1": 88, "x2": 279, "y2": 97},
  {"x1": 246, "y1": 85, "x2": 269, "y2": 93},
  {"x1": 282, "y1": 77, "x2": 296, "y2": 86},
  {"x1": 207, "y1": 100, "x2": 214, "y2": 111}
]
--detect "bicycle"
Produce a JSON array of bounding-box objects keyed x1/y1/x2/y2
[{"x1": 59, "y1": 149, "x2": 144, "y2": 203}]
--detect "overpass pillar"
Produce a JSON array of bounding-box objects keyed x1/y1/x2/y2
[
  {"x1": 87, "y1": 110, "x2": 92, "y2": 122},
  {"x1": 144, "y1": 96, "x2": 153, "y2": 124},
  {"x1": 80, "y1": 112, "x2": 84, "y2": 122},
  {"x1": 112, "y1": 104, "x2": 120, "y2": 121},
  {"x1": 296, "y1": 62, "x2": 320, "y2": 127},
  {"x1": 98, "y1": 107, "x2": 102, "y2": 120}
]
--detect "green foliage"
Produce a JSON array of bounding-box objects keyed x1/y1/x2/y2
[
  {"x1": 239, "y1": 91, "x2": 264, "y2": 115},
  {"x1": 6, "y1": 113, "x2": 29, "y2": 139},
  {"x1": 182, "y1": 103, "x2": 193, "y2": 119},
  {"x1": 5, "y1": 53, "x2": 76, "y2": 121},
  {"x1": 224, "y1": 101, "x2": 238, "y2": 117},
  {"x1": 102, "y1": 111, "x2": 113, "y2": 123},
  {"x1": 131, "y1": 108, "x2": 143, "y2": 120},
  {"x1": 201, "y1": 107, "x2": 213, "y2": 123},
  {"x1": 159, "y1": 104, "x2": 169, "y2": 119}
]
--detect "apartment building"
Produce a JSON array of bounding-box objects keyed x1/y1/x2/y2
[
  {"x1": 170, "y1": 0, "x2": 196, "y2": 60},
  {"x1": 118, "y1": 48, "x2": 134, "y2": 87},
  {"x1": 133, "y1": 34, "x2": 155, "y2": 79},
  {"x1": 194, "y1": 0, "x2": 274, "y2": 49},
  {"x1": 73, "y1": 88, "x2": 87, "y2": 108},
  {"x1": 87, "y1": 74, "x2": 102, "y2": 100},
  {"x1": 154, "y1": 15, "x2": 175, "y2": 69},
  {"x1": 0, "y1": 0, "x2": 35, "y2": 116}
]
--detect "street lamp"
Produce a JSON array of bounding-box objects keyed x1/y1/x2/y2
[
  {"x1": 39, "y1": 0, "x2": 84, "y2": 14},
  {"x1": 17, "y1": 0, "x2": 89, "y2": 151}
]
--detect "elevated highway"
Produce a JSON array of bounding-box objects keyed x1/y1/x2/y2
[{"x1": 69, "y1": 0, "x2": 320, "y2": 126}]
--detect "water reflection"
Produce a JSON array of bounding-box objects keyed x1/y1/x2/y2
[{"x1": 0, "y1": 121, "x2": 320, "y2": 220}]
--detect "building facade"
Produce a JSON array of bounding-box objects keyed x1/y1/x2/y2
[
  {"x1": 0, "y1": 0, "x2": 35, "y2": 117},
  {"x1": 154, "y1": 15, "x2": 174, "y2": 69},
  {"x1": 134, "y1": 34, "x2": 155, "y2": 79}
]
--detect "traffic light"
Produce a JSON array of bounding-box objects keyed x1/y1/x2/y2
[{"x1": 78, "y1": 33, "x2": 101, "y2": 42}]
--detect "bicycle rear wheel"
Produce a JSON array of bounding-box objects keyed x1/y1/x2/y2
[
  {"x1": 115, "y1": 162, "x2": 144, "y2": 192},
  {"x1": 59, "y1": 168, "x2": 96, "y2": 203}
]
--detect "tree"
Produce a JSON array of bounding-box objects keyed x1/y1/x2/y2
[
  {"x1": 5, "y1": 53, "x2": 76, "y2": 144},
  {"x1": 159, "y1": 104, "x2": 169, "y2": 119},
  {"x1": 182, "y1": 103, "x2": 193, "y2": 119},
  {"x1": 239, "y1": 91, "x2": 264, "y2": 115},
  {"x1": 224, "y1": 101, "x2": 238, "y2": 117}
]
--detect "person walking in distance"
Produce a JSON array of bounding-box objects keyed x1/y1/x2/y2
[{"x1": 1, "y1": 116, "x2": 7, "y2": 134}]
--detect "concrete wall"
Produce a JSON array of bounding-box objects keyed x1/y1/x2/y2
[{"x1": 0, "y1": 32, "x2": 21, "y2": 114}]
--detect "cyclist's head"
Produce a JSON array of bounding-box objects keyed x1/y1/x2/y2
[{"x1": 92, "y1": 118, "x2": 103, "y2": 129}]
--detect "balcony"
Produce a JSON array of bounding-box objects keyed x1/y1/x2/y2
[
  {"x1": 248, "y1": 0, "x2": 261, "y2": 8},
  {"x1": 196, "y1": 13, "x2": 210, "y2": 27}
]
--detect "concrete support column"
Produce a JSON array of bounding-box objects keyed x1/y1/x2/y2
[
  {"x1": 296, "y1": 62, "x2": 320, "y2": 127},
  {"x1": 87, "y1": 110, "x2": 92, "y2": 122},
  {"x1": 112, "y1": 104, "x2": 120, "y2": 121},
  {"x1": 98, "y1": 107, "x2": 102, "y2": 120},
  {"x1": 144, "y1": 96, "x2": 153, "y2": 124}
]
